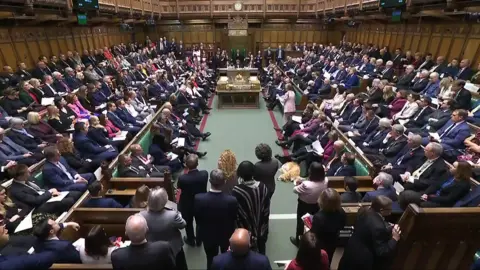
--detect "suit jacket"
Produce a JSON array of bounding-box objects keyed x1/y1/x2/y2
[
  {"x1": 28, "y1": 122, "x2": 59, "y2": 143},
  {"x1": 87, "y1": 127, "x2": 110, "y2": 146},
  {"x1": 310, "y1": 209, "x2": 346, "y2": 261},
  {"x1": 111, "y1": 241, "x2": 175, "y2": 270},
  {"x1": 73, "y1": 133, "x2": 110, "y2": 159},
  {"x1": 140, "y1": 208, "x2": 186, "y2": 254},
  {"x1": 211, "y1": 251, "x2": 272, "y2": 270},
  {"x1": 409, "y1": 78, "x2": 428, "y2": 93},
  {"x1": 454, "y1": 185, "x2": 480, "y2": 207},
  {"x1": 452, "y1": 88, "x2": 472, "y2": 111},
  {"x1": 390, "y1": 146, "x2": 425, "y2": 172},
  {"x1": 9, "y1": 180, "x2": 52, "y2": 212},
  {"x1": 396, "y1": 72, "x2": 415, "y2": 90},
  {"x1": 194, "y1": 192, "x2": 238, "y2": 245},
  {"x1": 343, "y1": 74, "x2": 359, "y2": 89},
  {"x1": 341, "y1": 191, "x2": 362, "y2": 203},
  {"x1": 330, "y1": 164, "x2": 356, "y2": 177},
  {"x1": 365, "y1": 129, "x2": 390, "y2": 149},
  {"x1": 33, "y1": 238, "x2": 81, "y2": 264},
  {"x1": 107, "y1": 111, "x2": 129, "y2": 130},
  {"x1": 115, "y1": 108, "x2": 137, "y2": 125},
  {"x1": 178, "y1": 169, "x2": 208, "y2": 215},
  {"x1": 424, "y1": 177, "x2": 471, "y2": 207},
  {"x1": 358, "y1": 117, "x2": 379, "y2": 135},
  {"x1": 405, "y1": 158, "x2": 449, "y2": 192},
  {"x1": 456, "y1": 67, "x2": 474, "y2": 81},
  {"x1": 42, "y1": 158, "x2": 78, "y2": 190},
  {"x1": 0, "y1": 136, "x2": 29, "y2": 163},
  {"x1": 83, "y1": 197, "x2": 123, "y2": 208},
  {"x1": 7, "y1": 129, "x2": 42, "y2": 151},
  {"x1": 405, "y1": 106, "x2": 434, "y2": 128},
  {"x1": 0, "y1": 251, "x2": 55, "y2": 270},
  {"x1": 338, "y1": 209, "x2": 396, "y2": 270},
  {"x1": 381, "y1": 136, "x2": 407, "y2": 158},
  {"x1": 380, "y1": 68, "x2": 394, "y2": 81},
  {"x1": 436, "y1": 120, "x2": 470, "y2": 150},
  {"x1": 363, "y1": 187, "x2": 398, "y2": 202}
]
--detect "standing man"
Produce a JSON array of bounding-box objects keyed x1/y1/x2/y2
[
  {"x1": 194, "y1": 169, "x2": 238, "y2": 270},
  {"x1": 178, "y1": 154, "x2": 208, "y2": 247}
]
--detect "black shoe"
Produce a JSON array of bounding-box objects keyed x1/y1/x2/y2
[
  {"x1": 290, "y1": 236, "x2": 299, "y2": 247},
  {"x1": 184, "y1": 236, "x2": 196, "y2": 247},
  {"x1": 202, "y1": 133, "x2": 211, "y2": 140},
  {"x1": 202, "y1": 110, "x2": 210, "y2": 115},
  {"x1": 197, "y1": 152, "x2": 207, "y2": 158},
  {"x1": 196, "y1": 240, "x2": 202, "y2": 247}
]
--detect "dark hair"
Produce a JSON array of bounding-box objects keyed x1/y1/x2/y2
[
  {"x1": 237, "y1": 161, "x2": 255, "y2": 181},
  {"x1": 255, "y1": 143, "x2": 272, "y2": 162},
  {"x1": 455, "y1": 109, "x2": 468, "y2": 120},
  {"x1": 12, "y1": 164, "x2": 30, "y2": 179},
  {"x1": 344, "y1": 152, "x2": 356, "y2": 165},
  {"x1": 98, "y1": 114, "x2": 107, "y2": 126},
  {"x1": 33, "y1": 219, "x2": 52, "y2": 240},
  {"x1": 43, "y1": 146, "x2": 59, "y2": 160},
  {"x1": 344, "y1": 176, "x2": 358, "y2": 192},
  {"x1": 74, "y1": 122, "x2": 87, "y2": 133},
  {"x1": 308, "y1": 162, "x2": 325, "y2": 182},
  {"x1": 85, "y1": 225, "x2": 111, "y2": 258},
  {"x1": 295, "y1": 232, "x2": 325, "y2": 270},
  {"x1": 371, "y1": 195, "x2": 392, "y2": 213},
  {"x1": 318, "y1": 188, "x2": 341, "y2": 212},
  {"x1": 88, "y1": 181, "x2": 102, "y2": 196}
]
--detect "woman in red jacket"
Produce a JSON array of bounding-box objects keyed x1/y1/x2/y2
[
  {"x1": 286, "y1": 231, "x2": 329, "y2": 270},
  {"x1": 387, "y1": 89, "x2": 408, "y2": 119}
]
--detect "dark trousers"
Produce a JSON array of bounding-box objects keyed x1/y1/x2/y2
[
  {"x1": 296, "y1": 199, "x2": 319, "y2": 239},
  {"x1": 175, "y1": 248, "x2": 188, "y2": 270},
  {"x1": 184, "y1": 213, "x2": 198, "y2": 242},
  {"x1": 257, "y1": 236, "x2": 267, "y2": 255},
  {"x1": 204, "y1": 242, "x2": 229, "y2": 270}
]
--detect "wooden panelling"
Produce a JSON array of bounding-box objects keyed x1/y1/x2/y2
[
  {"x1": 344, "y1": 22, "x2": 480, "y2": 67},
  {"x1": 0, "y1": 26, "x2": 135, "y2": 69}
]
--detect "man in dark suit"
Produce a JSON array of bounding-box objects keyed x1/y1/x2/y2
[
  {"x1": 195, "y1": 169, "x2": 238, "y2": 270},
  {"x1": 362, "y1": 172, "x2": 397, "y2": 202},
  {"x1": 129, "y1": 144, "x2": 168, "y2": 177},
  {"x1": 0, "y1": 128, "x2": 43, "y2": 166},
  {"x1": 32, "y1": 61, "x2": 52, "y2": 80},
  {"x1": 42, "y1": 146, "x2": 95, "y2": 192},
  {"x1": 416, "y1": 53, "x2": 434, "y2": 72},
  {"x1": 338, "y1": 98, "x2": 362, "y2": 125},
  {"x1": 115, "y1": 99, "x2": 144, "y2": 127},
  {"x1": 328, "y1": 152, "x2": 356, "y2": 177},
  {"x1": 429, "y1": 56, "x2": 447, "y2": 74},
  {"x1": 359, "y1": 119, "x2": 392, "y2": 151},
  {"x1": 424, "y1": 109, "x2": 470, "y2": 154},
  {"x1": 106, "y1": 103, "x2": 142, "y2": 134},
  {"x1": 178, "y1": 154, "x2": 208, "y2": 247},
  {"x1": 15, "y1": 62, "x2": 32, "y2": 81},
  {"x1": 398, "y1": 142, "x2": 449, "y2": 209},
  {"x1": 83, "y1": 181, "x2": 123, "y2": 208},
  {"x1": 0, "y1": 251, "x2": 56, "y2": 270},
  {"x1": 117, "y1": 153, "x2": 165, "y2": 178},
  {"x1": 276, "y1": 45, "x2": 285, "y2": 65},
  {"x1": 395, "y1": 65, "x2": 416, "y2": 90},
  {"x1": 111, "y1": 214, "x2": 176, "y2": 270},
  {"x1": 455, "y1": 59, "x2": 474, "y2": 80},
  {"x1": 404, "y1": 97, "x2": 434, "y2": 129},
  {"x1": 450, "y1": 80, "x2": 472, "y2": 111},
  {"x1": 32, "y1": 219, "x2": 81, "y2": 264},
  {"x1": 379, "y1": 60, "x2": 395, "y2": 81},
  {"x1": 409, "y1": 70, "x2": 429, "y2": 93},
  {"x1": 211, "y1": 229, "x2": 271, "y2": 270},
  {"x1": 7, "y1": 118, "x2": 47, "y2": 153},
  {"x1": 264, "y1": 47, "x2": 272, "y2": 63}
]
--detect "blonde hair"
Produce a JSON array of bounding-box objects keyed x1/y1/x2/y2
[
  {"x1": 89, "y1": 116, "x2": 102, "y2": 128},
  {"x1": 27, "y1": 111, "x2": 41, "y2": 125},
  {"x1": 0, "y1": 186, "x2": 14, "y2": 217},
  {"x1": 218, "y1": 150, "x2": 237, "y2": 179}
]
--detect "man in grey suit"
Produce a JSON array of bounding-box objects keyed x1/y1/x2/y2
[
  {"x1": 111, "y1": 214, "x2": 175, "y2": 270},
  {"x1": 140, "y1": 187, "x2": 187, "y2": 270}
]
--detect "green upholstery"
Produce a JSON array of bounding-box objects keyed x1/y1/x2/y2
[
  {"x1": 112, "y1": 168, "x2": 118, "y2": 178},
  {"x1": 33, "y1": 172, "x2": 44, "y2": 188},
  {"x1": 471, "y1": 99, "x2": 480, "y2": 110},
  {"x1": 112, "y1": 130, "x2": 153, "y2": 178},
  {"x1": 354, "y1": 160, "x2": 370, "y2": 176},
  {"x1": 294, "y1": 90, "x2": 303, "y2": 106}
]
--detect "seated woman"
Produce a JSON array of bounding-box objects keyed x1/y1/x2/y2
[
  {"x1": 18, "y1": 81, "x2": 42, "y2": 109},
  {"x1": 88, "y1": 116, "x2": 124, "y2": 149},
  {"x1": 72, "y1": 122, "x2": 118, "y2": 163},
  {"x1": 319, "y1": 84, "x2": 345, "y2": 112},
  {"x1": 0, "y1": 218, "x2": 37, "y2": 256},
  {"x1": 127, "y1": 185, "x2": 150, "y2": 208},
  {"x1": 65, "y1": 93, "x2": 92, "y2": 120},
  {"x1": 126, "y1": 91, "x2": 154, "y2": 115},
  {"x1": 0, "y1": 186, "x2": 29, "y2": 233},
  {"x1": 28, "y1": 78, "x2": 45, "y2": 102},
  {"x1": 73, "y1": 225, "x2": 119, "y2": 264},
  {"x1": 286, "y1": 231, "x2": 329, "y2": 270},
  {"x1": 46, "y1": 105, "x2": 74, "y2": 134},
  {"x1": 82, "y1": 181, "x2": 122, "y2": 208},
  {"x1": 378, "y1": 89, "x2": 408, "y2": 119},
  {"x1": 26, "y1": 111, "x2": 63, "y2": 143},
  {"x1": 56, "y1": 96, "x2": 77, "y2": 122},
  {"x1": 417, "y1": 161, "x2": 471, "y2": 208},
  {"x1": 57, "y1": 137, "x2": 100, "y2": 174},
  {"x1": 76, "y1": 86, "x2": 96, "y2": 113},
  {"x1": 278, "y1": 104, "x2": 315, "y2": 139},
  {"x1": 276, "y1": 111, "x2": 323, "y2": 150}
]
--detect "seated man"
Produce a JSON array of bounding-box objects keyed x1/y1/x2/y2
[
  {"x1": 0, "y1": 105, "x2": 10, "y2": 129},
  {"x1": 9, "y1": 164, "x2": 81, "y2": 216},
  {"x1": 115, "y1": 99, "x2": 145, "y2": 127},
  {"x1": 32, "y1": 219, "x2": 81, "y2": 264},
  {"x1": 106, "y1": 102, "x2": 142, "y2": 134},
  {"x1": 7, "y1": 117, "x2": 48, "y2": 153},
  {"x1": 340, "y1": 176, "x2": 362, "y2": 203},
  {"x1": 398, "y1": 142, "x2": 449, "y2": 209},
  {"x1": 354, "y1": 117, "x2": 391, "y2": 146},
  {"x1": 381, "y1": 134, "x2": 425, "y2": 183},
  {"x1": 82, "y1": 181, "x2": 123, "y2": 208},
  {"x1": 73, "y1": 121, "x2": 118, "y2": 162},
  {"x1": 403, "y1": 96, "x2": 434, "y2": 129},
  {"x1": 0, "y1": 128, "x2": 43, "y2": 166},
  {"x1": 362, "y1": 172, "x2": 397, "y2": 202},
  {"x1": 117, "y1": 154, "x2": 164, "y2": 178},
  {"x1": 42, "y1": 146, "x2": 96, "y2": 192},
  {"x1": 407, "y1": 99, "x2": 453, "y2": 135},
  {"x1": 339, "y1": 108, "x2": 378, "y2": 135},
  {"x1": 364, "y1": 124, "x2": 407, "y2": 163},
  {"x1": 326, "y1": 152, "x2": 356, "y2": 177},
  {"x1": 129, "y1": 144, "x2": 170, "y2": 176}
]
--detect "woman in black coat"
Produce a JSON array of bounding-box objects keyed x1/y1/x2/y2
[
  {"x1": 46, "y1": 105, "x2": 73, "y2": 133},
  {"x1": 57, "y1": 137, "x2": 100, "y2": 174},
  {"x1": 338, "y1": 195, "x2": 402, "y2": 270},
  {"x1": 310, "y1": 188, "x2": 346, "y2": 266},
  {"x1": 87, "y1": 116, "x2": 124, "y2": 150}
]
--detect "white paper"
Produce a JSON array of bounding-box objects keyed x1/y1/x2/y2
[
  {"x1": 176, "y1": 138, "x2": 185, "y2": 147},
  {"x1": 394, "y1": 182, "x2": 404, "y2": 195},
  {"x1": 15, "y1": 209, "x2": 34, "y2": 233},
  {"x1": 171, "y1": 138, "x2": 179, "y2": 145},
  {"x1": 167, "y1": 152, "x2": 178, "y2": 160},
  {"x1": 347, "y1": 131, "x2": 354, "y2": 137},
  {"x1": 275, "y1": 260, "x2": 292, "y2": 267},
  {"x1": 27, "y1": 247, "x2": 34, "y2": 254},
  {"x1": 94, "y1": 167, "x2": 102, "y2": 181},
  {"x1": 113, "y1": 131, "x2": 128, "y2": 141},
  {"x1": 465, "y1": 83, "x2": 479, "y2": 92},
  {"x1": 47, "y1": 191, "x2": 69, "y2": 203},
  {"x1": 429, "y1": 132, "x2": 440, "y2": 141},
  {"x1": 392, "y1": 86, "x2": 398, "y2": 92},
  {"x1": 312, "y1": 140, "x2": 324, "y2": 155},
  {"x1": 431, "y1": 98, "x2": 439, "y2": 105},
  {"x1": 348, "y1": 138, "x2": 356, "y2": 146},
  {"x1": 97, "y1": 103, "x2": 107, "y2": 109},
  {"x1": 333, "y1": 120, "x2": 340, "y2": 128},
  {"x1": 41, "y1": 97, "x2": 55, "y2": 106},
  {"x1": 299, "y1": 124, "x2": 305, "y2": 129},
  {"x1": 398, "y1": 119, "x2": 409, "y2": 126},
  {"x1": 183, "y1": 112, "x2": 189, "y2": 117},
  {"x1": 150, "y1": 105, "x2": 157, "y2": 109},
  {"x1": 324, "y1": 72, "x2": 331, "y2": 79},
  {"x1": 292, "y1": 116, "x2": 302, "y2": 123}
]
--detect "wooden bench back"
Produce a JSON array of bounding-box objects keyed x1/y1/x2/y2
[
  {"x1": 328, "y1": 176, "x2": 373, "y2": 193},
  {"x1": 51, "y1": 265, "x2": 112, "y2": 270}
]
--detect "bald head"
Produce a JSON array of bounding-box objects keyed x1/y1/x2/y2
[
  {"x1": 125, "y1": 214, "x2": 148, "y2": 244},
  {"x1": 229, "y1": 228, "x2": 250, "y2": 255}
]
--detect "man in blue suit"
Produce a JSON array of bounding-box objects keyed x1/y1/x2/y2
[
  {"x1": 0, "y1": 251, "x2": 56, "y2": 270},
  {"x1": 211, "y1": 228, "x2": 271, "y2": 270},
  {"x1": 106, "y1": 102, "x2": 141, "y2": 134},
  {"x1": 327, "y1": 152, "x2": 356, "y2": 177},
  {"x1": 382, "y1": 134, "x2": 425, "y2": 183},
  {"x1": 362, "y1": 172, "x2": 398, "y2": 202},
  {"x1": 115, "y1": 99, "x2": 144, "y2": 127},
  {"x1": 73, "y1": 122, "x2": 118, "y2": 162},
  {"x1": 342, "y1": 67, "x2": 360, "y2": 90},
  {"x1": 42, "y1": 146, "x2": 96, "y2": 192},
  {"x1": 423, "y1": 109, "x2": 470, "y2": 160},
  {"x1": 32, "y1": 219, "x2": 81, "y2": 264},
  {"x1": 195, "y1": 169, "x2": 238, "y2": 270}
]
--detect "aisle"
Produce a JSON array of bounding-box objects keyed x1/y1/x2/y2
[{"x1": 182, "y1": 95, "x2": 299, "y2": 269}]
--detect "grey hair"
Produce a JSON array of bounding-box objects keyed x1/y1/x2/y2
[
  {"x1": 379, "y1": 118, "x2": 392, "y2": 128},
  {"x1": 428, "y1": 142, "x2": 443, "y2": 157},
  {"x1": 65, "y1": 67, "x2": 74, "y2": 73},
  {"x1": 421, "y1": 69, "x2": 430, "y2": 77},
  {"x1": 392, "y1": 124, "x2": 405, "y2": 134},
  {"x1": 333, "y1": 140, "x2": 345, "y2": 148},
  {"x1": 52, "y1": 71, "x2": 61, "y2": 78},
  {"x1": 9, "y1": 117, "x2": 24, "y2": 127},
  {"x1": 147, "y1": 187, "x2": 168, "y2": 212},
  {"x1": 430, "y1": 72, "x2": 439, "y2": 79},
  {"x1": 210, "y1": 169, "x2": 226, "y2": 188},
  {"x1": 125, "y1": 214, "x2": 148, "y2": 244},
  {"x1": 377, "y1": 172, "x2": 393, "y2": 188},
  {"x1": 408, "y1": 134, "x2": 422, "y2": 147}
]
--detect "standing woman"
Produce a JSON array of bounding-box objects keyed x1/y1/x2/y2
[
  {"x1": 232, "y1": 161, "x2": 271, "y2": 254},
  {"x1": 338, "y1": 195, "x2": 402, "y2": 270},
  {"x1": 217, "y1": 150, "x2": 238, "y2": 194},
  {"x1": 253, "y1": 143, "x2": 279, "y2": 199},
  {"x1": 310, "y1": 188, "x2": 346, "y2": 266},
  {"x1": 290, "y1": 162, "x2": 328, "y2": 247},
  {"x1": 281, "y1": 83, "x2": 296, "y2": 123}
]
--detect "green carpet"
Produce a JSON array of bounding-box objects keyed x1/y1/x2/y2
[{"x1": 182, "y1": 95, "x2": 299, "y2": 269}]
